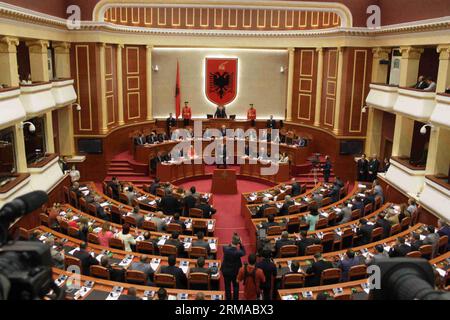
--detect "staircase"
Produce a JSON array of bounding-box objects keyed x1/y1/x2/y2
[{"x1": 105, "y1": 152, "x2": 152, "y2": 187}]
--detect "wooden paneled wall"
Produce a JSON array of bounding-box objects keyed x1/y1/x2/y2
[
  {"x1": 292, "y1": 48, "x2": 318, "y2": 125},
  {"x1": 122, "y1": 45, "x2": 147, "y2": 123},
  {"x1": 105, "y1": 45, "x2": 119, "y2": 129},
  {"x1": 104, "y1": 7, "x2": 341, "y2": 31},
  {"x1": 321, "y1": 48, "x2": 338, "y2": 130}
]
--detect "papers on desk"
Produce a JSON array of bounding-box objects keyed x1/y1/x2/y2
[
  {"x1": 335, "y1": 229, "x2": 343, "y2": 237},
  {"x1": 302, "y1": 291, "x2": 313, "y2": 299},
  {"x1": 367, "y1": 221, "x2": 375, "y2": 226},
  {"x1": 150, "y1": 258, "x2": 161, "y2": 271},
  {"x1": 54, "y1": 275, "x2": 68, "y2": 287},
  {"x1": 276, "y1": 203, "x2": 283, "y2": 209},
  {"x1": 183, "y1": 238, "x2": 192, "y2": 250},
  {"x1": 100, "y1": 202, "x2": 109, "y2": 207},
  {"x1": 142, "y1": 290, "x2": 155, "y2": 300},
  {"x1": 95, "y1": 254, "x2": 104, "y2": 263},
  {"x1": 74, "y1": 283, "x2": 94, "y2": 300},
  {"x1": 92, "y1": 227, "x2": 102, "y2": 234},
  {"x1": 436, "y1": 268, "x2": 446, "y2": 278},
  {"x1": 358, "y1": 184, "x2": 367, "y2": 189},
  {"x1": 248, "y1": 195, "x2": 257, "y2": 201},
  {"x1": 177, "y1": 293, "x2": 189, "y2": 300},
  {"x1": 106, "y1": 286, "x2": 124, "y2": 300},
  {"x1": 81, "y1": 190, "x2": 90, "y2": 196},
  {"x1": 420, "y1": 235, "x2": 426, "y2": 241},
  {"x1": 168, "y1": 295, "x2": 177, "y2": 300},
  {"x1": 357, "y1": 193, "x2": 366, "y2": 197},
  {"x1": 334, "y1": 208, "x2": 342, "y2": 213},
  {"x1": 179, "y1": 261, "x2": 189, "y2": 274},
  {"x1": 184, "y1": 219, "x2": 192, "y2": 230},
  {"x1": 79, "y1": 186, "x2": 88, "y2": 191},
  {"x1": 282, "y1": 295, "x2": 296, "y2": 300},
  {"x1": 68, "y1": 247, "x2": 80, "y2": 255},
  {"x1": 135, "y1": 235, "x2": 145, "y2": 241},
  {"x1": 361, "y1": 282, "x2": 371, "y2": 294},
  {"x1": 137, "y1": 196, "x2": 147, "y2": 201},
  {"x1": 118, "y1": 255, "x2": 134, "y2": 267},
  {"x1": 209, "y1": 243, "x2": 217, "y2": 251},
  {"x1": 264, "y1": 193, "x2": 273, "y2": 198},
  {"x1": 157, "y1": 235, "x2": 169, "y2": 246},
  {"x1": 208, "y1": 220, "x2": 214, "y2": 230},
  {"x1": 321, "y1": 211, "x2": 329, "y2": 218}
]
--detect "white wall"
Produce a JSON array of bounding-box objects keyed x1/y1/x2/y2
[{"x1": 152, "y1": 48, "x2": 288, "y2": 120}]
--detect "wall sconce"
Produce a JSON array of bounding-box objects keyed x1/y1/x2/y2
[
  {"x1": 280, "y1": 66, "x2": 286, "y2": 73},
  {"x1": 361, "y1": 105, "x2": 368, "y2": 113},
  {"x1": 152, "y1": 65, "x2": 159, "y2": 72},
  {"x1": 20, "y1": 121, "x2": 36, "y2": 133},
  {"x1": 420, "y1": 123, "x2": 434, "y2": 135},
  {"x1": 72, "y1": 103, "x2": 82, "y2": 111}
]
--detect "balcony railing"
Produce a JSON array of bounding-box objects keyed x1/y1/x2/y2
[
  {"x1": 384, "y1": 157, "x2": 426, "y2": 197},
  {"x1": 51, "y1": 79, "x2": 77, "y2": 107},
  {"x1": 365, "y1": 83, "x2": 398, "y2": 111},
  {"x1": 19, "y1": 81, "x2": 56, "y2": 117},
  {"x1": 420, "y1": 175, "x2": 450, "y2": 221},
  {"x1": 393, "y1": 87, "x2": 436, "y2": 121},
  {"x1": 0, "y1": 87, "x2": 27, "y2": 130},
  {"x1": 430, "y1": 93, "x2": 450, "y2": 129}
]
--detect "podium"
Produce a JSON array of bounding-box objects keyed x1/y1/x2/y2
[{"x1": 211, "y1": 169, "x2": 238, "y2": 194}]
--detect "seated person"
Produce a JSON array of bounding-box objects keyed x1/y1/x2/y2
[
  {"x1": 312, "y1": 191, "x2": 323, "y2": 208},
  {"x1": 305, "y1": 253, "x2": 334, "y2": 287},
  {"x1": 275, "y1": 231, "x2": 296, "y2": 257},
  {"x1": 279, "y1": 195, "x2": 295, "y2": 216},
  {"x1": 100, "y1": 255, "x2": 125, "y2": 282},
  {"x1": 158, "y1": 189, "x2": 181, "y2": 215},
  {"x1": 255, "y1": 197, "x2": 272, "y2": 218},
  {"x1": 146, "y1": 212, "x2": 167, "y2": 232},
  {"x1": 337, "y1": 249, "x2": 361, "y2": 281},
  {"x1": 214, "y1": 105, "x2": 227, "y2": 118},
  {"x1": 290, "y1": 178, "x2": 301, "y2": 197},
  {"x1": 260, "y1": 214, "x2": 280, "y2": 231},
  {"x1": 183, "y1": 186, "x2": 199, "y2": 215},
  {"x1": 297, "y1": 230, "x2": 321, "y2": 256},
  {"x1": 129, "y1": 254, "x2": 154, "y2": 285},
  {"x1": 375, "y1": 212, "x2": 391, "y2": 239},
  {"x1": 92, "y1": 195, "x2": 110, "y2": 221},
  {"x1": 70, "y1": 182, "x2": 83, "y2": 198},
  {"x1": 171, "y1": 213, "x2": 186, "y2": 232},
  {"x1": 146, "y1": 131, "x2": 158, "y2": 144},
  {"x1": 149, "y1": 177, "x2": 160, "y2": 195},
  {"x1": 128, "y1": 205, "x2": 144, "y2": 228},
  {"x1": 118, "y1": 287, "x2": 141, "y2": 301},
  {"x1": 124, "y1": 186, "x2": 136, "y2": 205},
  {"x1": 192, "y1": 231, "x2": 211, "y2": 257},
  {"x1": 165, "y1": 231, "x2": 185, "y2": 256},
  {"x1": 73, "y1": 242, "x2": 98, "y2": 276},
  {"x1": 134, "y1": 133, "x2": 146, "y2": 145},
  {"x1": 389, "y1": 237, "x2": 412, "y2": 257},
  {"x1": 328, "y1": 182, "x2": 341, "y2": 204},
  {"x1": 159, "y1": 255, "x2": 187, "y2": 289},
  {"x1": 356, "y1": 218, "x2": 374, "y2": 245},
  {"x1": 107, "y1": 177, "x2": 121, "y2": 200},
  {"x1": 285, "y1": 261, "x2": 301, "y2": 277},
  {"x1": 196, "y1": 197, "x2": 217, "y2": 219},
  {"x1": 365, "y1": 244, "x2": 389, "y2": 265},
  {"x1": 190, "y1": 256, "x2": 211, "y2": 275},
  {"x1": 337, "y1": 201, "x2": 352, "y2": 224},
  {"x1": 423, "y1": 76, "x2": 436, "y2": 92},
  {"x1": 410, "y1": 232, "x2": 424, "y2": 252}
]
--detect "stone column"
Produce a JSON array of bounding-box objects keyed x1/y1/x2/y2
[
  {"x1": 285, "y1": 47, "x2": 295, "y2": 122},
  {"x1": 53, "y1": 42, "x2": 71, "y2": 79},
  {"x1": 98, "y1": 43, "x2": 108, "y2": 134},
  {"x1": 14, "y1": 124, "x2": 28, "y2": 173},
  {"x1": 26, "y1": 40, "x2": 50, "y2": 82},
  {"x1": 313, "y1": 47, "x2": 323, "y2": 127},
  {"x1": 436, "y1": 45, "x2": 450, "y2": 93},
  {"x1": 0, "y1": 36, "x2": 19, "y2": 87},
  {"x1": 371, "y1": 47, "x2": 391, "y2": 84},
  {"x1": 44, "y1": 111, "x2": 55, "y2": 153}
]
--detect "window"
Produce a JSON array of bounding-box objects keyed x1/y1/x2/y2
[
  {"x1": 24, "y1": 116, "x2": 47, "y2": 165},
  {"x1": 0, "y1": 127, "x2": 17, "y2": 184}
]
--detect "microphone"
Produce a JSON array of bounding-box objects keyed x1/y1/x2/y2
[{"x1": 0, "y1": 191, "x2": 48, "y2": 225}]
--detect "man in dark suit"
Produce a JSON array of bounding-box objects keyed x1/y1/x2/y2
[
  {"x1": 279, "y1": 195, "x2": 295, "y2": 216},
  {"x1": 306, "y1": 253, "x2": 334, "y2": 286},
  {"x1": 328, "y1": 182, "x2": 341, "y2": 204},
  {"x1": 107, "y1": 177, "x2": 120, "y2": 200},
  {"x1": 149, "y1": 178, "x2": 160, "y2": 195},
  {"x1": 221, "y1": 234, "x2": 246, "y2": 300},
  {"x1": 266, "y1": 115, "x2": 276, "y2": 129},
  {"x1": 150, "y1": 152, "x2": 164, "y2": 173},
  {"x1": 255, "y1": 197, "x2": 271, "y2": 218},
  {"x1": 389, "y1": 237, "x2": 412, "y2": 257},
  {"x1": 196, "y1": 197, "x2": 217, "y2": 219},
  {"x1": 183, "y1": 186, "x2": 198, "y2": 216},
  {"x1": 134, "y1": 133, "x2": 146, "y2": 145},
  {"x1": 160, "y1": 255, "x2": 187, "y2": 289},
  {"x1": 146, "y1": 131, "x2": 158, "y2": 144},
  {"x1": 321, "y1": 155, "x2": 332, "y2": 183},
  {"x1": 357, "y1": 218, "x2": 374, "y2": 245},
  {"x1": 93, "y1": 196, "x2": 110, "y2": 221},
  {"x1": 255, "y1": 250, "x2": 277, "y2": 300},
  {"x1": 413, "y1": 75, "x2": 427, "y2": 89},
  {"x1": 157, "y1": 131, "x2": 168, "y2": 142},
  {"x1": 192, "y1": 232, "x2": 211, "y2": 257},
  {"x1": 170, "y1": 214, "x2": 186, "y2": 233},
  {"x1": 260, "y1": 214, "x2": 280, "y2": 230},
  {"x1": 129, "y1": 255, "x2": 154, "y2": 285},
  {"x1": 70, "y1": 182, "x2": 83, "y2": 199},
  {"x1": 368, "y1": 155, "x2": 380, "y2": 182},
  {"x1": 73, "y1": 242, "x2": 98, "y2": 275},
  {"x1": 165, "y1": 231, "x2": 185, "y2": 256},
  {"x1": 275, "y1": 231, "x2": 295, "y2": 257},
  {"x1": 375, "y1": 212, "x2": 391, "y2": 239},
  {"x1": 410, "y1": 233, "x2": 424, "y2": 252},
  {"x1": 118, "y1": 287, "x2": 141, "y2": 300},
  {"x1": 356, "y1": 154, "x2": 369, "y2": 182},
  {"x1": 158, "y1": 189, "x2": 181, "y2": 215},
  {"x1": 352, "y1": 196, "x2": 365, "y2": 216},
  {"x1": 214, "y1": 105, "x2": 227, "y2": 118},
  {"x1": 290, "y1": 178, "x2": 301, "y2": 197},
  {"x1": 296, "y1": 230, "x2": 320, "y2": 256},
  {"x1": 337, "y1": 250, "x2": 362, "y2": 281},
  {"x1": 166, "y1": 113, "x2": 176, "y2": 134},
  {"x1": 190, "y1": 256, "x2": 211, "y2": 274}
]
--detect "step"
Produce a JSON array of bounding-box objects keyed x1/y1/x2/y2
[
  {"x1": 106, "y1": 172, "x2": 147, "y2": 177},
  {"x1": 108, "y1": 167, "x2": 134, "y2": 172}
]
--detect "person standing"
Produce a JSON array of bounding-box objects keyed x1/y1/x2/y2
[
  {"x1": 221, "y1": 234, "x2": 246, "y2": 300},
  {"x1": 214, "y1": 105, "x2": 227, "y2": 118},
  {"x1": 247, "y1": 104, "x2": 256, "y2": 127},
  {"x1": 368, "y1": 154, "x2": 380, "y2": 182},
  {"x1": 322, "y1": 155, "x2": 332, "y2": 183},
  {"x1": 182, "y1": 101, "x2": 192, "y2": 126},
  {"x1": 237, "y1": 253, "x2": 266, "y2": 300},
  {"x1": 166, "y1": 112, "x2": 177, "y2": 135},
  {"x1": 266, "y1": 115, "x2": 276, "y2": 129},
  {"x1": 356, "y1": 154, "x2": 369, "y2": 181}
]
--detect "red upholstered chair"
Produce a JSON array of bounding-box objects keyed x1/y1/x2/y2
[
  {"x1": 320, "y1": 268, "x2": 341, "y2": 285},
  {"x1": 281, "y1": 273, "x2": 305, "y2": 289}
]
